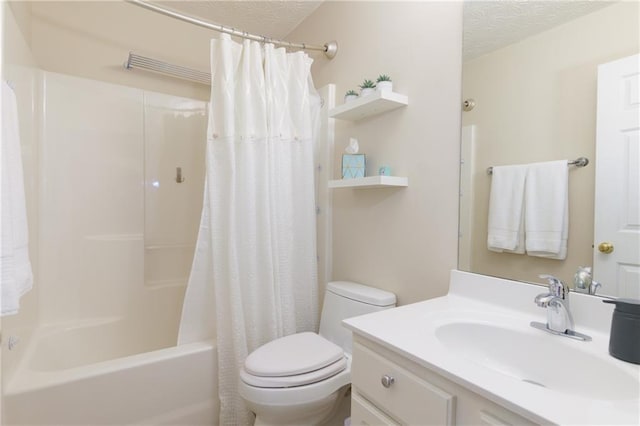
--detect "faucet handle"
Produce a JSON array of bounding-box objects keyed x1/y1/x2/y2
[
  {"x1": 539, "y1": 274, "x2": 569, "y2": 298},
  {"x1": 573, "y1": 266, "x2": 593, "y2": 293}
]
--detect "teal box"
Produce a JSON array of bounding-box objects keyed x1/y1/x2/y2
[{"x1": 342, "y1": 154, "x2": 366, "y2": 179}]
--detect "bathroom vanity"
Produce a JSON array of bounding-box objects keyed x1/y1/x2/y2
[
  {"x1": 344, "y1": 270, "x2": 640, "y2": 425},
  {"x1": 350, "y1": 338, "x2": 536, "y2": 425}
]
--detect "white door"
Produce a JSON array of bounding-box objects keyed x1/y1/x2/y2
[{"x1": 593, "y1": 54, "x2": 640, "y2": 298}]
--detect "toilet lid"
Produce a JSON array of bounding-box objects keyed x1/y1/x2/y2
[
  {"x1": 240, "y1": 356, "x2": 347, "y2": 388},
  {"x1": 244, "y1": 332, "x2": 344, "y2": 377}
]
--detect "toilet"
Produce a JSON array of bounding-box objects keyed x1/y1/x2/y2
[{"x1": 239, "y1": 281, "x2": 396, "y2": 426}]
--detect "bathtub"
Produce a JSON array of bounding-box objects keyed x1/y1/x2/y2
[{"x1": 3, "y1": 317, "x2": 218, "y2": 425}]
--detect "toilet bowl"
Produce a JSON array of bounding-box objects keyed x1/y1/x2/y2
[{"x1": 239, "y1": 281, "x2": 396, "y2": 426}]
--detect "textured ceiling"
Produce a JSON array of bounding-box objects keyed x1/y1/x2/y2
[
  {"x1": 463, "y1": 1, "x2": 616, "y2": 61},
  {"x1": 156, "y1": 1, "x2": 323, "y2": 40}
]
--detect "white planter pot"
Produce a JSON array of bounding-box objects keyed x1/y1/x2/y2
[
  {"x1": 360, "y1": 87, "x2": 375, "y2": 97},
  {"x1": 344, "y1": 94, "x2": 359, "y2": 103},
  {"x1": 376, "y1": 81, "x2": 393, "y2": 92}
]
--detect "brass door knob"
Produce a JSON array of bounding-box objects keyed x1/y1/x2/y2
[{"x1": 598, "y1": 242, "x2": 614, "y2": 254}]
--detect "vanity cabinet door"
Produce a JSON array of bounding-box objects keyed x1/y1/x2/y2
[
  {"x1": 352, "y1": 343, "x2": 455, "y2": 425},
  {"x1": 351, "y1": 392, "x2": 399, "y2": 426}
]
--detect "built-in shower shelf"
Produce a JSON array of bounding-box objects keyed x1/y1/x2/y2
[
  {"x1": 329, "y1": 91, "x2": 408, "y2": 121},
  {"x1": 328, "y1": 175, "x2": 408, "y2": 189}
]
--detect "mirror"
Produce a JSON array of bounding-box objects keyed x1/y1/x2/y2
[{"x1": 459, "y1": 1, "x2": 639, "y2": 296}]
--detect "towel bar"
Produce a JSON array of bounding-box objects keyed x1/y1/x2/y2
[{"x1": 486, "y1": 157, "x2": 589, "y2": 175}]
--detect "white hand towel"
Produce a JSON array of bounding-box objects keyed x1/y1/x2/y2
[
  {"x1": 487, "y1": 165, "x2": 527, "y2": 254},
  {"x1": 525, "y1": 160, "x2": 568, "y2": 260},
  {"x1": 1, "y1": 81, "x2": 34, "y2": 316}
]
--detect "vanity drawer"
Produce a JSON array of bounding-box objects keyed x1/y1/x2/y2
[
  {"x1": 351, "y1": 392, "x2": 399, "y2": 426},
  {"x1": 352, "y1": 343, "x2": 455, "y2": 425},
  {"x1": 473, "y1": 408, "x2": 537, "y2": 426}
]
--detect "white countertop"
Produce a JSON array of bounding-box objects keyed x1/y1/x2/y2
[{"x1": 343, "y1": 270, "x2": 640, "y2": 425}]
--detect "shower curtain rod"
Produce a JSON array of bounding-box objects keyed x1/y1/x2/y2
[{"x1": 125, "y1": 0, "x2": 338, "y2": 59}]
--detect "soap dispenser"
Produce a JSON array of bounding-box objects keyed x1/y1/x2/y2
[{"x1": 603, "y1": 298, "x2": 640, "y2": 364}]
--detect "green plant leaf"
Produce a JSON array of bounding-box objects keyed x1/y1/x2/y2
[{"x1": 359, "y1": 79, "x2": 376, "y2": 89}]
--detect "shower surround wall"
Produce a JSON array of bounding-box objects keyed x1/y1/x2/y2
[{"x1": 38, "y1": 71, "x2": 206, "y2": 327}]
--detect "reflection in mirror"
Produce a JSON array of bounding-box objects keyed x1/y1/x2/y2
[{"x1": 459, "y1": 1, "x2": 639, "y2": 296}]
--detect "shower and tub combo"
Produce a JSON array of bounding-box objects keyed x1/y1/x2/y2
[{"x1": 2, "y1": 70, "x2": 217, "y2": 425}]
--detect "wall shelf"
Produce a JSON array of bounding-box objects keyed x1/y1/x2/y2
[
  {"x1": 329, "y1": 91, "x2": 408, "y2": 121},
  {"x1": 328, "y1": 175, "x2": 408, "y2": 189}
]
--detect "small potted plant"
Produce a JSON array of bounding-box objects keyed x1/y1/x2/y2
[
  {"x1": 376, "y1": 74, "x2": 392, "y2": 92},
  {"x1": 344, "y1": 89, "x2": 359, "y2": 103},
  {"x1": 359, "y1": 79, "x2": 376, "y2": 97}
]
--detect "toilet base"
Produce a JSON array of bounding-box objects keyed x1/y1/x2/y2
[{"x1": 250, "y1": 385, "x2": 349, "y2": 426}]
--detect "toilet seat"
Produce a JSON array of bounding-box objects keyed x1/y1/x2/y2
[{"x1": 241, "y1": 332, "x2": 347, "y2": 388}]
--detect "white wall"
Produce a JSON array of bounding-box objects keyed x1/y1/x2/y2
[
  {"x1": 461, "y1": 2, "x2": 640, "y2": 285},
  {"x1": 288, "y1": 1, "x2": 463, "y2": 305}
]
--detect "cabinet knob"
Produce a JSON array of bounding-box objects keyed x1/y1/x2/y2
[{"x1": 381, "y1": 374, "x2": 395, "y2": 388}]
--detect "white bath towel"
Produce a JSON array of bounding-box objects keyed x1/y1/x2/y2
[
  {"x1": 487, "y1": 164, "x2": 527, "y2": 254},
  {"x1": 525, "y1": 160, "x2": 568, "y2": 260},
  {"x1": 1, "y1": 81, "x2": 33, "y2": 316}
]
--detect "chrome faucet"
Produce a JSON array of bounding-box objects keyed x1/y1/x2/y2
[{"x1": 531, "y1": 274, "x2": 591, "y2": 341}]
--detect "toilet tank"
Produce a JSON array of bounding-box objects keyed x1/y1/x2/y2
[{"x1": 319, "y1": 281, "x2": 396, "y2": 355}]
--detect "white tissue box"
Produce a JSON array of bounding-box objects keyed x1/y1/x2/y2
[{"x1": 342, "y1": 154, "x2": 366, "y2": 179}]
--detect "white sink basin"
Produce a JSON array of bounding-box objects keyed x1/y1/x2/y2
[{"x1": 435, "y1": 321, "x2": 639, "y2": 401}]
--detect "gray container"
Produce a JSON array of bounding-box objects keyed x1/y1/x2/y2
[{"x1": 603, "y1": 298, "x2": 640, "y2": 365}]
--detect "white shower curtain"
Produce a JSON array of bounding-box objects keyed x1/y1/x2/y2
[{"x1": 178, "y1": 34, "x2": 320, "y2": 425}]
